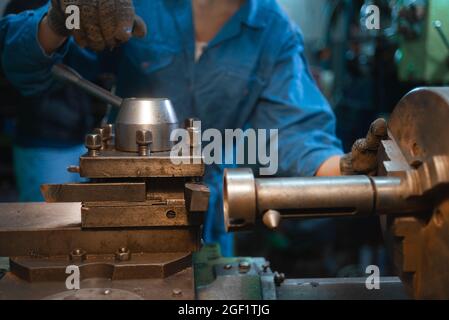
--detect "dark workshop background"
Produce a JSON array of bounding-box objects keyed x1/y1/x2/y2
[{"x1": 0, "y1": 0, "x2": 444, "y2": 278}]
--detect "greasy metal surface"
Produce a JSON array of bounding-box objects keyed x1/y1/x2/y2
[
  {"x1": 41, "y1": 182, "x2": 146, "y2": 203},
  {"x1": 0, "y1": 267, "x2": 194, "y2": 300},
  {"x1": 79, "y1": 151, "x2": 204, "y2": 178},
  {"x1": 0, "y1": 228, "x2": 201, "y2": 257},
  {"x1": 81, "y1": 203, "x2": 203, "y2": 228},
  {"x1": 10, "y1": 252, "x2": 192, "y2": 281},
  {"x1": 0, "y1": 203, "x2": 81, "y2": 230},
  {"x1": 277, "y1": 277, "x2": 409, "y2": 300}
]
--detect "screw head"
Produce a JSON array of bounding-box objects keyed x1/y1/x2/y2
[
  {"x1": 70, "y1": 248, "x2": 87, "y2": 262},
  {"x1": 85, "y1": 134, "x2": 102, "y2": 150},
  {"x1": 115, "y1": 247, "x2": 131, "y2": 261},
  {"x1": 136, "y1": 130, "x2": 152, "y2": 146},
  {"x1": 224, "y1": 264, "x2": 233, "y2": 270}
]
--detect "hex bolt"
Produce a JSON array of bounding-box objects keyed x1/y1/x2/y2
[
  {"x1": 70, "y1": 248, "x2": 87, "y2": 262},
  {"x1": 274, "y1": 271, "x2": 285, "y2": 286},
  {"x1": 93, "y1": 127, "x2": 110, "y2": 150},
  {"x1": 85, "y1": 134, "x2": 102, "y2": 157},
  {"x1": 184, "y1": 118, "x2": 201, "y2": 148},
  {"x1": 136, "y1": 130, "x2": 152, "y2": 156},
  {"x1": 238, "y1": 261, "x2": 251, "y2": 273},
  {"x1": 101, "y1": 124, "x2": 114, "y2": 148},
  {"x1": 172, "y1": 288, "x2": 183, "y2": 297},
  {"x1": 115, "y1": 247, "x2": 131, "y2": 262}
]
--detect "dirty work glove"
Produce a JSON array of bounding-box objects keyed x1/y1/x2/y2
[
  {"x1": 47, "y1": 0, "x2": 147, "y2": 52},
  {"x1": 340, "y1": 118, "x2": 388, "y2": 176}
]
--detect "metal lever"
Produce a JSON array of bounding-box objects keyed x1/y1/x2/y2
[
  {"x1": 434, "y1": 20, "x2": 449, "y2": 52},
  {"x1": 52, "y1": 64, "x2": 123, "y2": 108}
]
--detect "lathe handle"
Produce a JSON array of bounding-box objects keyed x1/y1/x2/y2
[{"x1": 52, "y1": 64, "x2": 123, "y2": 108}]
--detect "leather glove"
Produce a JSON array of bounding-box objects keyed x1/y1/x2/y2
[
  {"x1": 340, "y1": 118, "x2": 388, "y2": 176},
  {"x1": 47, "y1": 0, "x2": 147, "y2": 52}
]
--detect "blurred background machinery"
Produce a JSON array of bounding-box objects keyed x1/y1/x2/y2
[{"x1": 2, "y1": 0, "x2": 449, "y2": 285}]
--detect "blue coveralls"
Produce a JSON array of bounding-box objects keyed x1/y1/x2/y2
[{"x1": 0, "y1": 0, "x2": 343, "y2": 256}]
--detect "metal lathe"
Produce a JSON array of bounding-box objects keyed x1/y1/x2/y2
[{"x1": 0, "y1": 65, "x2": 448, "y2": 299}]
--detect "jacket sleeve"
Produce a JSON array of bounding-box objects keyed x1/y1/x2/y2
[
  {"x1": 0, "y1": 4, "x2": 99, "y2": 96},
  {"x1": 248, "y1": 27, "x2": 343, "y2": 177}
]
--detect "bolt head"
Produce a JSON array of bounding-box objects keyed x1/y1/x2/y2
[
  {"x1": 93, "y1": 127, "x2": 106, "y2": 139},
  {"x1": 136, "y1": 130, "x2": 152, "y2": 145},
  {"x1": 101, "y1": 124, "x2": 113, "y2": 139},
  {"x1": 115, "y1": 247, "x2": 131, "y2": 261},
  {"x1": 85, "y1": 134, "x2": 102, "y2": 150},
  {"x1": 70, "y1": 248, "x2": 87, "y2": 262}
]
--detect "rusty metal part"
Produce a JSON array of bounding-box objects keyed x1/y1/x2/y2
[
  {"x1": 81, "y1": 202, "x2": 203, "y2": 228},
  {"x1": 0, "y1": 227, "x2": 201, "y2": 258},
  {"x1": 0, "y1": 267, "x2": 194, "y2": 300},
  {"x1": 223, "y1": 169, "x2": 428, "y2": 231},
  {"x1": 41, "y1": 182, "x2": 146, "y2": 203},
  {"x1": 79, "y1": 152, "x2": 204, "y2": 178},
  {"x1": 379, "y1": 87, "x2": 449, "y2": 299},
  {"x1": 0, "y1": 203, "x2": 201, "y2": 256},
  {"x1": 115, "y1": 247, "x2": 132, "y2": 262},
  {"x1": 70, "y1": 248, "x2": 87, "y2": 262},
  {"x1": 10, "y1": 252, "x2": 191, "y2": 282}
]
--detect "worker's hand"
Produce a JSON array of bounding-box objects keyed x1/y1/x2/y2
[
  {"x1": 47, "y1": 0, "x2": 147, "y2": 52},
  {"x1": 340, "y1": 118, "x2": 388, "y2": 176}
]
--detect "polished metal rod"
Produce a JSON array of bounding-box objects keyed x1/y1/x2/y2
[{"x1": 223, "y1": 168, "x2": 426, "y2": 231}]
